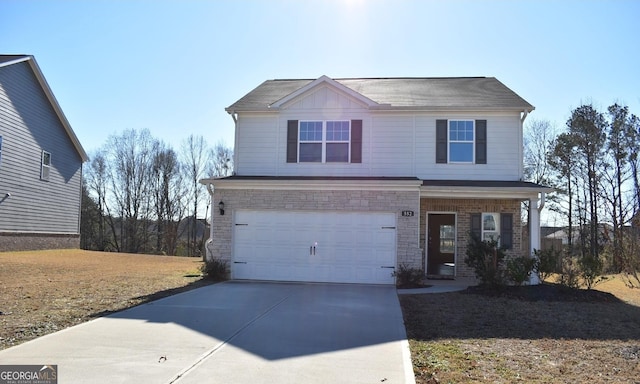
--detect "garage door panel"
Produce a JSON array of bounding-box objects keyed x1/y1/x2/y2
[{"x1": 232, "y1": 210, "x2": 397, "y2": 284}]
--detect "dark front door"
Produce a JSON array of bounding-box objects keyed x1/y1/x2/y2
[{"x1": 427, "y1": 214, "x2": 456, "y2": 276}]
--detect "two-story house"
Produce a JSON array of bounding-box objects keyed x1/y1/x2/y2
[
  {"x1": 201, "y1": 76, "x2": 551, "y2": 284},
  {"x1": 0, "y1": 55, "x2": 88, "y2": 251}
]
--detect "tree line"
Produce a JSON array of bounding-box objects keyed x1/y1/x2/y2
[
  {"x1": 81, "y1": 128, "x2": 233, "y2": 257},
  {"x1": 524, "y1": 103, "x2": 640, "y2": 285}
]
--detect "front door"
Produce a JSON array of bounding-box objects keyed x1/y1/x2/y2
[{"x1": 427, "y1": 214, "x2": 456, "y2": 277}]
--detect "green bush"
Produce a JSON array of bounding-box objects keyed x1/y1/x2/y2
[
  {"x1": 506, "y1": 255, "x2": 537, "y2": 286},
  {"x1": 579, "y1": 254, "x2": 607, "y2": 289},
  {"x1": 200, "y1": 258, "x2": 229, "y2": 281},
  {"x1": 393, "y1": 264, "x2": 425, "y2": 288},
  {"x1": 558, "y1": 257, "x2": 580, "y2": 289},
  {"x1": 464, "y1": 233, "x2": 507, "y2": 287},
  {"x1": 534, "y1": 248, "x2": 561, "y2": 282}
]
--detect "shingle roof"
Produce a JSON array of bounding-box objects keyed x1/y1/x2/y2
[
  {"x1": 227, "y1": 76, "x2": 534, "y2": 112},
  {"x1": 0, "y1": 55, "x2": 30, "y2": 66}
]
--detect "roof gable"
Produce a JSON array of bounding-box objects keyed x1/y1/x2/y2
[
  {"x1": 269, "y1": 75, "x2": 382, "y2": 110},
  {"x1": 0, "y1": 55, "x2": 88, "y2": 162}
]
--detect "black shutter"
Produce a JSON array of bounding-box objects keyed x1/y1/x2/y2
[
  {"x1": 475, "y1": 120, "x2": 487, "y2": 164},
  {"x1": 436, "y1": 119, "x2": 448, "y2": 163},
  {"x1": 500, "y1": 213, "x2": 513, "y2": 249},
  {"x1": 471, "y1": 213, "x2": 481, "y2": 238},
  {"x1": 351, "y1": 120, "x2": 362, "y2": 163},
  {"x1": 286, "y1": 120, "x2": 298, "y2": 163}
]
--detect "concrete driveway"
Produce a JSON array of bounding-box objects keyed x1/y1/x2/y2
[{"x1": 0, "y1": 282, "x2": 415, "y2": 384}]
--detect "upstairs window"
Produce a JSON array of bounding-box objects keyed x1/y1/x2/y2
[
  {"x1": 41, "y1": 150, "x2": 51, "y2": 181},
  {"x1": 325, "y1": 121, "x2": 350, "y2": 162},
  {"x1": 436, "y1": 119, "x2": 487, "y2": 164},
  {"x1": 449, "y1": 120, "x2": 474, "y2": 163},
  {"x1": 287, "y1": 120, "x2": 362, "y2": 164},
  {"x1": 299, "y1": 121, "x2": 323, "y2": 162},
  {"x1": 298, "y1": 120, "x2": 350, "y2": 163}
]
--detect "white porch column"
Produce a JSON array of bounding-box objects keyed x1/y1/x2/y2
[{"x1": 528, "y1": 194, "x2": 543, "y2": 285}]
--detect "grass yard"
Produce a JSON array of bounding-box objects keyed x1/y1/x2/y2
[
  {"x1": 400, "y1": 276, "x2": 640, "y2": 383},
  {"x1": 0, "y1": 249, "x2": 207, "y2": 350}
]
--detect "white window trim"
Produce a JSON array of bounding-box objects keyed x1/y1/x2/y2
[
  {"x1": 0, "y1": 136, "x2": 3, "y2": 166},
  {"x1": 298, "y1": 120, "x2": 351, "y2": 163},
  {"x1": 481, "y1": 212, "x2": 500, "y2": 244},
  {"x1": 448, "y1": 119, "x2": 475, "y2": 164},
  {"x1": 41, "y1": 150, "x2": 51, "y2": 181}
]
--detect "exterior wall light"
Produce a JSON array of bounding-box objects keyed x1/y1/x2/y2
[{"x1": 218, "y1": 201, "x2": 225, "y2": 216}]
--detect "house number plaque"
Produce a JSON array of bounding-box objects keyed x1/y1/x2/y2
[{"x1": 401, "y1": 210, "x2": 414, "y2": 217}]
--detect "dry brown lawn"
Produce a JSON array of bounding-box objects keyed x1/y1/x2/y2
[
  {"x1": 400, "y1": 275, "x2": 640, "y2": 384},
  {"x1": 0, "y1": 249, "x2": 207, "y2": 350},
  {"x1": 3, "y1": 250, "x2": 640, "y2": 383}
]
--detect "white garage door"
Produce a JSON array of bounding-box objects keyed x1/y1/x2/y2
[{"x1": 232, "y1": 210, "x2": 397, "y2": 284}]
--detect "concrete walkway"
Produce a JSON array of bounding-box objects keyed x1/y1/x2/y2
[{"x1": 0, "y1": 282, "x2": 415, "y2": 384}]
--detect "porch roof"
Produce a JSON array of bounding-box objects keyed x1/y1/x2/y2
[{"x1": 420, "y1": 180, "x2": 552, "y2": 199}]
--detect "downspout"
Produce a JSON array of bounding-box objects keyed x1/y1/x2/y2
[
  {"x1": 230, "y1": 111, "x2": 238, "y2": 175},
  {"x1": 538, "y1": 192, "x2": 546, "y2": 212},
  {"x1": 204, "y1": 182, "x2": 215, "y2": 262},
  {"x1": 519, "y1": 109, "x2": 530, "y2": 180}
]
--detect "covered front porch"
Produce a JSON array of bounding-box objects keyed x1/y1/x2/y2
[{"x1": 419, "y1": 180, "x2": 553, "y2": 282}]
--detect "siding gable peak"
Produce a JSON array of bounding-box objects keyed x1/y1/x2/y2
[{"x1": 0, "y1": 54, "x2": 88, "y2": 162}]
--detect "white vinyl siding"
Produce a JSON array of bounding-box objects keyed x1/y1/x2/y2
[
  {"x1": 234, "y1": 114, "x2": 279, "y2": 175},
  {"x1": 414, "y1": 114, "x2": 521, "y2": 180},
  {"x1": 234, "y1": 90, "x2": 523, "y2": 180}
]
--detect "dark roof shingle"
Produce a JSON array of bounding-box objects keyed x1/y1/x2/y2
[{"x1": 227, "y1": 77, "x2": 533, "y2": 112}]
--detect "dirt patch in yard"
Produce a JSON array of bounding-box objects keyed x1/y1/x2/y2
[
  {"x1": 400, "y1": 279, "x2": 640, "y2": 383},
  {"x1": 0, "y1": 249, "x2": 208, "y2": 350}
]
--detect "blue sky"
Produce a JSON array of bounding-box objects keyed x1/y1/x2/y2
[{"x1": 1, "y1": 0, "x2": 639, "y2": 154}]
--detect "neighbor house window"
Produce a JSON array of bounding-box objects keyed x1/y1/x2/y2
[
  {"x1": 299, "y1": 120, "x2": 350, "y2": 163},
  {"x1": 41, "y1": 150, "x2": 51, "y2": 181},
  {"x1": 449, "y1": 120, "x2": 474, "y2": 163}
]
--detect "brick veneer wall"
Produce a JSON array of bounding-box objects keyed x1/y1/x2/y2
[
  {"x1": 420, "y1": 198, "x2": 523, "y2": 278},
  {"x1": 0, "y1": 232, "x2": 80, "y2": 252},
  {"x1": 207, "y1": 188, "x2": 423, "y2": 271}
]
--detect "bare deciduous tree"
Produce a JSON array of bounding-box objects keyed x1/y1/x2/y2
[{"x1": 181, "y1": 134, "x2": 211, "y2": 256}]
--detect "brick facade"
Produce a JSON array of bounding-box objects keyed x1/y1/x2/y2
[
  {"x1": 420, "y1": 198, "x2": 523, "y2": 278},
  {"x1": 0, "y1": 232, "x2": 80, "y2": 252},
  {"x1": 207, "y1": 188, "x2": 423, "y2": 271}
]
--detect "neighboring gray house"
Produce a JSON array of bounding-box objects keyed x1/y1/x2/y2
[
  {"x1": 0, "y1": 55, "x2": 88, "y2": 251},
  {"x1": 201, "y1": 76, "x2": 552, "y2": 284}
]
